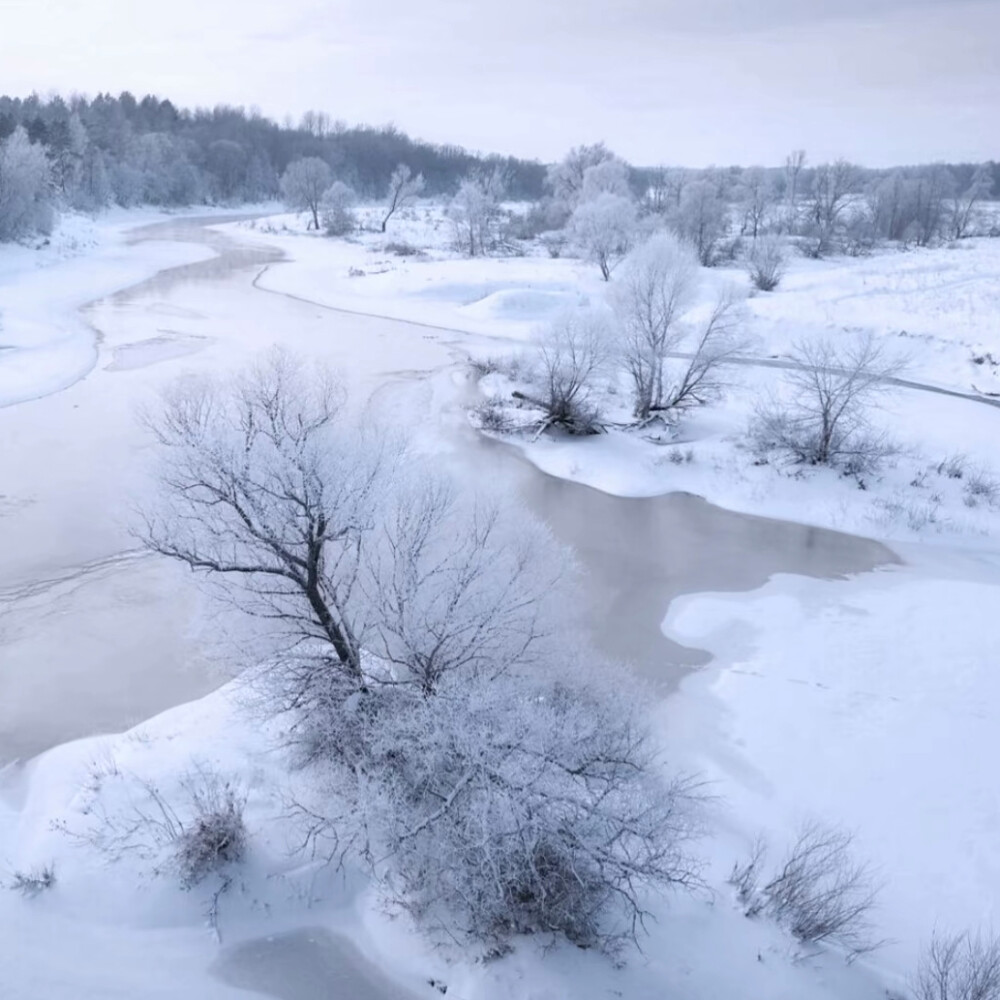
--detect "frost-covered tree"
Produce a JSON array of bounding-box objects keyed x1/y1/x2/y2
[
  {"x1": 206, "y1": 139, "x2": 248, "y2": 202},
  {"x1": 738, "y1": 166, "x2": 776, "y2": 239},
  {"x1": 363, "y1": 477, "x2": 565, "y2": 695},
  {"x1": 949, "y1": 162, "x2": 994, "y2": 239},
  {"x1": 380, "y1": 163, "x2": 424, "y2": 233},
  {"x1": 804, "y1": 160, "x2": 857, "y2": 256},
  {"x1": 361, "y1": 667, "x2": 702, "y2": 953},
  {"x1": 447, "y1": 169, "x2": 506, "y2": 257},
  {"x1": 519, "y1": 306, "x2": 613, "y2": 434},
  {"x1": 139, "y1": 349, "x2": 391, "y2": 687},
  {"x1": 143, "y1": 350, "x2": 704, "y2": 955},
  {"x1": 914, "y1": 929, "x2": 1000, "y2": 1000},
  {"x1": 569, "y1": 192, "x2": 637, "y2": 280},
  {"x1": 745, "y1": 235, "x2": 786, "y2": 291},
  {"x1": 280, "y1": 156, "x2": 333, "y2": 230},
  {"x1": 319, "y1": 180, "x2": 357, "y2": 236},
  {"x1": 751, "y1": 332, "x2": 905, "y2": 470},
  {"x1": 0, "y1": 126, "x2": 54, "y2": 240},
  {"x1": 611, "y1": 233, "x2": 699, "y2": 419},
  {"x1": 579, "y1": 158, "x2": 631, "y2": 202},
  {"x1": 674, "y1": 179, "x2": 728, "y2": 266},
  {"x1": 784, "y1": 148, "x2": 807, "y2": 232},
  {"x1": 546, "y1": 142, "x2": 617, "y2": 210},
  {"x1": 912, "y1": 165, "x2": 956, "y2": 247}
]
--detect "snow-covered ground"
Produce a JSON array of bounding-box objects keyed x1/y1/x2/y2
[{"x1": 2, "y1": 205, "x2": 999, "y2": 999}]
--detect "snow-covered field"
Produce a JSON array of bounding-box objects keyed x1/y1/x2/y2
[{"x1": 2, "y1": 204, "x2": 999, "y2": 999}]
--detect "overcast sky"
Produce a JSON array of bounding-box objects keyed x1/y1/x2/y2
[{"x1": 2, "y1": 0, "x2": 997, "y2": 166}]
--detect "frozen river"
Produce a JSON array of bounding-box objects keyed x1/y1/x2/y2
[{"x1": 0, "y1": 214, "x2": 895, "y2": 765}]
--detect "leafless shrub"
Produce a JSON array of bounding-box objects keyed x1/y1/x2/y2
[
  {"x1": 746, "y1": 236, "x2": 787, "y2": 291},
  {"x1": 6, "y1": 864, "x2": 56, "y2": 897},
  {"x1": 729, "y1": 836, "x2": 767, "y2": 917},
  {"x1": 963, "y1": 470, "x2": 1000, "y2": 509},
  {"x1": 384, "y1": 240, "x2": 419, "y2": 257},
  {"x1": 70, "y1": 766, "x2": 247, "y2": 890},
  {"x1": 468, "y1": 353, "x2": 524, "y2": 381},
  {"x1": 473, "y1": 398, "x2": 513, "y2": 433},
  {"x1": 914, "y1": 929, "x2": 1000, "y2": 1000},
  {"x1": 762, "y1": 822, "x2": 882, "y2": 955},
  {"x1": 515, "y1": 307, "x2": 611, "y2": 435},
  {"x1": 936, "y1": 454, "x2": 968, "y2": 480},
  {"x1": 750, "y1": 333, "x2": 905, "y2": 472},
  {"x1": 541, "y1": 231, "x2": 568, "y2": 258},
  {"x1": 342, "y1": 672, "x2": 705, "y2": 954},
  {"x1": 172, "y1": 773, "x2": 248, "y2": 889}
]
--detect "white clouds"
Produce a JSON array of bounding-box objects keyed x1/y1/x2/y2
[{"x1": 1, "y1": 0, "x2": 996, "y2": 165}]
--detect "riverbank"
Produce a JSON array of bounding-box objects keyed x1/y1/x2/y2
[{"x1": 1, "y1": 210, "x2": 998, "y2": 1000}]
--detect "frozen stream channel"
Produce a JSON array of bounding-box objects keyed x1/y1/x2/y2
[{"x1": 0, "y1": 214, "x2": 895, "y2": 766}]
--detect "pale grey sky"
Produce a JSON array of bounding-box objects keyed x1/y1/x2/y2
[{"x1": 2, "y1": 0, "x2": 997, "y2": 166}]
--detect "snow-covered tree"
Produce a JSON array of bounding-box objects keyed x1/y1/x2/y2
[
  {"x1": 674, "y1": 179, "x2": 728, "y2": 267},
  {"x1": 380, "y1": 163, "x2": 424, "y2": 233},
  {"x1": 546, "y1": 142, "x2": 617, "y2": 209},
  {"x1": 579, "y1": 158, "x2": 631, "y2": 202},
  {"x1": 611, "y1": 233, "x2": 699, "y2": 419},
  {"x1": 280, "y1": 156, "x2": 333, "y2": 230},
  {"x1": 0, "y1": 126, "x2": 54, "y2": 241},
  {"x1": 751, "y1": 332, "x2": 905, "y2": 470},
  {"x1": 805, "y1": 159, "x2": 858, "y2": 256},
  {"x1": 319, "y1": 180, "x2": 357, "y2": 235},
  {"x1": 521, "y1": 306, "x2": 613, "y2": 434},
  {"x1": 140, "y1": 349, "x2": 391, "y2": 691},
  {"x1": 569, "y1": 192, "x2": 637, "y2": 280},
  {"x1": 949, "y1": 162, "x2": 994, "y2": 239},
  {"x1": 738, "y1": 166, "x2": 776, "y2": 239},
  {"x1": 745, "y1": 235, "x2": 786, "y2": 291},
  {"x1": 447, "y1": 169, "x2": 506, "y2": 257}
]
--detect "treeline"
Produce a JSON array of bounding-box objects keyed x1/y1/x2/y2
[
  {"x1": 0, "y1": 91, "x2": 547, "y2": 239},
  {"x1": 0, "y1": 90, "x2": 996, "y2": 252}
]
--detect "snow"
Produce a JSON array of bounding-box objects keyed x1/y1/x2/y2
[
  {"x1": 0, "y1": 209, "x2": 223, "y2": 407},
  {"x1": 661, "y1": 545, "x2": 1000, "y2": 974},
  {"x1": 2, "y1": 205, "x2": 999, "y2": 999}
]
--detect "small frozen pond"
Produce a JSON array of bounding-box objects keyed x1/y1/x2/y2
[{"x1": 212, "y1": 928, "x2": 423, "y2": 1000}]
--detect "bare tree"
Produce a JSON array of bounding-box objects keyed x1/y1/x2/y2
[
  {"x1": 381, "y1": 163, "x2": 425, "y2": 233},
  {"x1": 805, "y1": 160, "x2": 858, "y2": 256},
  {"x1": 950, "y1": 163, "x2": 994, "y2": 240},
  {"x1": 514, "y1": 307, "x2": 612, "y2": 434},
  {"x1": 611, "y1": 233, "x2": 700, "y2": 419},
  {"x1": 142, "y1": 351, "x2": 704, "y2": 956},
  {"x1": 784, "y1": 149, "x2": 807, "y2": 232},
  {"x1": 139, "y1": 349, "x2": 393, "y2": 687},
  {"x1": 739, "y1": 166, "x2": 776, "y2": 239},
  {"x1": 751, "y1": 332, "x2": 905, "y2": 471},
  {"x1": 280, "y1": 157, "x2": 333, "y2": 230},
  {"x1": 319, "y1": 180, "x2": 357, "y2": 236},
  {"x1": 545, "y1": 142, "x2": 617, "y2": 209},
  {"x1": 746, "y1": 235, "x2": 787, "y2": 291},
  {"x1": 675, "y1": 179, "x2": 728, "y2": 266},
  {"x1": 661, "y1": 293, "x2": 743, "y2": 413},
  {"x1": 568, "y1": 192, "x2": 638, "y2": 280},
  {"x1": 914, "y1": 930, "x2": 1000, "y2": 1000},
  {"x1": 913, "y1": 165, "x2": 957, "y2": 247},
  {"x1": 579, "y1": 158, "x2": 632, "y2": 202},
  {"x1": 447, "y1": 168, "x2": 507, "y2": 257},
  {"x1": 363, "y1": 477, "x2": 566, "y2": 695}
]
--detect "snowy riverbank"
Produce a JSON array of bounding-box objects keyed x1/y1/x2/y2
[{"x1": 2, "y1": 208, "x2": 998, "y2": 999}]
